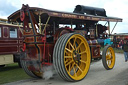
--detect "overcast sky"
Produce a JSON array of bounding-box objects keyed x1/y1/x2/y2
[{"x1": 0, "y1": 0, "x2": 127, "y2": 33}]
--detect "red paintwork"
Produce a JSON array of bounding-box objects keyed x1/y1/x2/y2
[
  {"x1": 54, "y1": 28, "x2": 71, "y2": 42},
  {"x1": 22, "y1": 43, "x2": 26, "y2": 51},
  {"x1": 20, "y1": 11, "x2": 25, "y2": 21},
  {"x1": 90, "y1": 45, "x2": 101, "y2": 58},
  {"x1": 0, "y1": 24, "x2": 23, "y2": 55}
]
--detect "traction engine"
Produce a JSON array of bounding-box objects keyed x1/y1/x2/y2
[{"x1": 8, "y1": 4, "x2": 122, "y2": 81}]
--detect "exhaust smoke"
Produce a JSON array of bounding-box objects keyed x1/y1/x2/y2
[{"x1": 42, "y1": 65, "x2": 55, "y2": 80}]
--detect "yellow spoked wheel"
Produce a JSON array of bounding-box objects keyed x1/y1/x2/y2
[
  {"x1": 53, "y1": 33, "x2": 91, "y2": 81},
  {"x1": 102, "y1": 45, "x2": 115, "y2": 70}
]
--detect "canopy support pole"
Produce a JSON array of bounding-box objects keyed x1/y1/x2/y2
[
  {"x1": 111, "y1": 22, "x2": 118, "y2": 34},
  {"x1": 42, "y1": 16, "x2": 50, "y2": 34}
]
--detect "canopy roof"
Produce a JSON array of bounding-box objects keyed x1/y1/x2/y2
[
  {"x1": 112, "y1": 33, "x2": 128, "y2": 36},
  {"x1": 8, "y1": 6, "x2": 122, "y2": 24}
]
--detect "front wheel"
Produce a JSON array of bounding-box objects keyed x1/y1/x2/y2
[{"x1": 102, "y1": 45, "x2": 115, "y2": 70}]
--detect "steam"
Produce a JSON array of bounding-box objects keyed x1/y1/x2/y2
[{"x1": 42, "y1": 65, "x2": 55, "y2": 80}]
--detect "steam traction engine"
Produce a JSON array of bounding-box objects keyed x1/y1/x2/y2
[{"x1": 8, "y1": 4, "x2": 122, "y2": 81}]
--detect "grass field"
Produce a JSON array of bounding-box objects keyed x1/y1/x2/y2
[
  {"x1": 114, "y1": 48, "x2": 124, "y2": 53},
  {"x1": 101, "y1": 47, "x2": 124, "y2": 53},
  {"x1": 0, "y1": 63, "x2": 30, "y2": 84}
]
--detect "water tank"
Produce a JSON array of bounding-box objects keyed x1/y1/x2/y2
[{"x1": 73, "y1": 5, "x2": 107, "y2": 17}]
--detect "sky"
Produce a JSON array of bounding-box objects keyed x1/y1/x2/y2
[{"x1": 0, "y1": 0, "x2": 128, "y2": 33}]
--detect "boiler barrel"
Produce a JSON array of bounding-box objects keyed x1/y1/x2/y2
[{"x1": 73, "y1": 5, "x2": 106, "y2": 17}]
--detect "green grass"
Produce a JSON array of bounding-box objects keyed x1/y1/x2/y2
[
  {"x1": 0, "y1": 63, "x2": 30, "y2": 84},
  {"x1": 101, "y1": 47, "x2": 124, "y2": 53},
  {"x1": 113, "y1": 48, "x2": 124, "y2": 53}
]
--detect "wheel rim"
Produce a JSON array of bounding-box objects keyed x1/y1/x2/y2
[
  {"x1": 64, "y1": 34, "x2": 90, "y2": 80},
  {"x1": 32, "y1": 71, "x2": 42, "y2": 78},
  {"x1": 106, "y1": 47, "x2": 115, "y2": 69}
]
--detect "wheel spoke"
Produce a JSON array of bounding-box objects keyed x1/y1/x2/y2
[
  {"x1": 110, "y1": 50, "x2": 113, "y2": 56},
  {"x1": 108, "y1": 53, "x2": 111, "y2": 57},
  {"x1": 65, "y1": 60, "x2": 74, "y2": 66},
  {"x1": 65, "y1": 50, "x2": 68, "y2": 55},
  {"x1": 73, "y1": 66, "x2": 77, "y2": 77},
  {"x1": 107, "y1": 60, "x2": 111, "y2": 66},
  {"x1": 69, "y1": 41, "x2": 75, "y2": 50},
  {"x1": 76, "y1": 42, "x2": 83, "y2": 50},
  {"x1": 69, "y1": 62, "x2": 75, "y2": 72},
  {"x1": 107, "y1": 60, "x2": 109, "y2": 65},
  {"x1": 106, "y1": 52, "x2": 109, "y2": 56},
  {"x1": 65, "y1": 48, "x2": 72, "y2": 53},
  {"x1": 76, "y1": 64, "x2": 83, "y2": 72},
  {"x1": 110, "y1": 60, "x2": 112, "y2": 65},
  {"x1": 65, "y1": 59, "x2": 69, "y2": 64},
  {"x1": 109, "y1": 57, "x2": 112, "y2": 60},
  {"x1": 106, "y1": 55, "x2": 110, "y2": 60},
  {"x1": 73, "y1": 37, "x2": 77, "y2": 49},
  {"x1": 106, "y1": 55, "x2": 112, "y2": 60},
  {"x1": 65, "y1": 56, "x2": 72, "y2": 58},
  {"x1": 79, "y1": 50, "x2": 87, "y2": 55},
  {"x1": 80, "y1": 60, "x2": 86, "y2": 64},
  {"x1": 68, "y1": 43, "x2": 70, "y2": 49},
  {"x1": 106, "y1": 51, "x2": 110, "y2": 56}
]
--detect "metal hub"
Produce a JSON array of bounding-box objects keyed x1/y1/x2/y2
[{"x1": 73, "y1": 50, "x2": 81, "y2": 65}]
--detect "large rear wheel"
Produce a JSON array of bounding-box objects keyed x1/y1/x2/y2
[
  {"x1": 20, "y1": 52, "x2": 42, "y2": 78},
  {"x1": 102, "y1": 45, "x2": 115, "y2": 70},
  {"x1": 53, "y1": 33, "x2": 91, "y2": 81}
]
